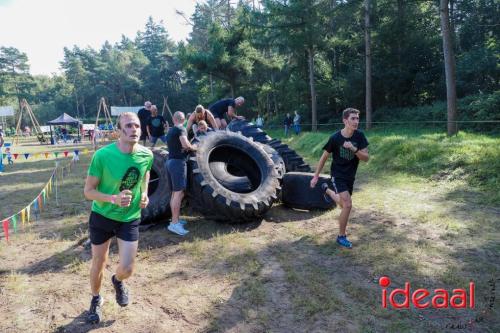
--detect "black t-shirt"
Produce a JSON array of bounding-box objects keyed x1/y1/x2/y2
[
  {"x1": 166, "y1": 125, "x2": 187, "y2": 160},
  {"x1": 147, "y1": 115, "x2": 167, "y2": 137},
  {"x1": 323, "y1": 130, "x2": 369, "y2": 180},
  {"x1": 209, "y1": 99, "x2": 235, "y2": 118},
  {"x1": 283, "y1": 116, "x2": 292, "y2": 126},
  {"x1": 137, "y1": 108, "x2": 150, "y2": 129}
]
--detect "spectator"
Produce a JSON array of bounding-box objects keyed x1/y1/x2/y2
[
  {"x1": 146, "y1": 105, "x2": 169, "y2": 147},
  {"x1": 283, "y1": 113, "x2": 293, "y2": 137},
  {"x1": 256, "y1": 114, "x2": 264, "y2": 128},
  {"x1": 293, "y1": 111, "x2": 301, "y2": 135},
  {"x1": 137, "y1": 101, "x2": 152, "y2": 145}
]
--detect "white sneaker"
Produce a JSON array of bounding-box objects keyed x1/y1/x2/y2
[{"x1": 167, "y1": 222, "x2": 189, "y2": 236}]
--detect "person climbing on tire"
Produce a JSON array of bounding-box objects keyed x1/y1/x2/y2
[
  {"x1": 166, "y1": 111, "x2": 197, "y2": 236},
  {"x1": 83, "y1": 112, "x2": 153, "y2": 324},
  {"x1": 208, "y1": 96, "x2": 245, "y2": 129},
  {"x1": 186, "y1": 104, "x2": 219, "y2": 136},
  {"x1": 310, "y1": 108, "x2": 369, "y2": 249}
]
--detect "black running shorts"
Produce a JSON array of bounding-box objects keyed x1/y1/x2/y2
[
  {"x1": 88, "y1": 211, "x2": 140, "y2": 245},
  {"x1": 331, "y1": 177, "x2": 354, "y2": 195}
]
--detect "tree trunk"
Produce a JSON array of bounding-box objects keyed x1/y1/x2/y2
[
  {"x1": 365, "y1": 0, "x2": 373, "y2": 130},
  {"x1": 271, "y1": 72, "x2": 278, "y2": 114},
  {"x1": 307, "y1": 47, "x2": 317, "y2": 131},
  {"x1": 440, "y1": 0, "x2": 458, "y2": 136},
  {"x1": 229, "y1": 81, "x2": 235, "y2": 98}
]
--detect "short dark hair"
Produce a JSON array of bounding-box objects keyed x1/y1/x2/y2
[{"x1": 342, "y1": 108, "x2": 360, "y2": 120}]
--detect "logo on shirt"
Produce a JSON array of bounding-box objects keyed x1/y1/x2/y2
[
  {"x1": 340, "y1": 144, "x2": 357, "y2": 160},
  {"x1": 151, "y1": 118, "x2": 162, "y2": 128},
  {"x1": 120, "y1": 167, "x2": 140, "y2": 191}
]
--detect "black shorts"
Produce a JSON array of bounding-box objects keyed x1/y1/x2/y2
[
  {"x1": 88, "y1": 211, "x2": 140, "y2": 245},
  {"x1": 331, "y1": 177, "x2": 354, "y2": 195}
]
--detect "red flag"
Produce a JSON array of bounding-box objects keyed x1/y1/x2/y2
[
  {"x1": 13, "y1": 153, "x2": 19, "y2": 159},
  {"x1": 63, "y1": 151, "x2": 69, "y2": 157},
  {"x1": 37, "y1": 195, "x2": 43, "y2": 212},
  {"x1": 2, "y1": 219, "x2": 9, "y2": 243}
]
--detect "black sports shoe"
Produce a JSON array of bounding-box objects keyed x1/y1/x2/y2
[
  {"x1": 87, "y1": 295, "x2": 103, "y2": 324},
  {"x1": 112, "y1": 275, "x2": 129, "y2": 307},
  {"x1": 321, "y1": 182, "x2": 333, "y2": 203}
]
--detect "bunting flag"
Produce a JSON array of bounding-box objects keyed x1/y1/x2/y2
[
  {"x1": 54, "y1": 152, "x2": 59, "y2": 158},
  {"x1": 37, "y1": 195, "x2": 43, "y2": 213},
  {"x1": 33, "y1": 199, "x2": 39, "y2": 220},
  {"x1": 74, "y1": 150, "x2": 79, "y2": 156},
  {"x1": 1, "y1": 158, "x2": 79, "y2": 243},
  {"x1": 13, "y1": 153, "x2": 19, "y2": 159},
  {"x1": 24, "y1": 153, "x2": 29, "y2": 159},
  {"x1": 26, "y1": 205, "x2": 31, "y2": 224},
  {"x1": 63, "y1": 151, "x2": 69, "y2": 157},
  {"x1": 83, "y1": 148, "x2": 89, "y2": 155},
  {"x1": 34, "y1": 153, "x2": 40, "y2": 159},
  {"x1": 44, "y1": 152, "x2": 49, "y2": 158},
  {"x1": 2, "y1": 220, "x2": 9, "y2": 243},
  {"x1": 2, "y1": 153, "x2": 5, "y2": 159},
  {"x1": 12, "y1": 215, "x2": 17, "y2": 233}
]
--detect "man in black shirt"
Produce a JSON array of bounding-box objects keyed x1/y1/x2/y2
[
  {"x1": 137, "y1": 101, "x2": 152, "y2": 145},
  {"x1": 166, "y1": 111, "x2": 197, "y2": 236},
  {"x1": 146, "y1": 105, "x2": 169, "y2": 147},
  {"x1": 283, "y1": 113, "x2": 293, "y2": 137},
  {"x1": 310, "y1": 108, "x2": 369, "y2": 249},
  {"x1": 208, "y1": 96, "x2": 245, "y2": 129}
]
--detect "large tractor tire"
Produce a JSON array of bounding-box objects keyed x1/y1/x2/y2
[
  {"x1": 227, "y1": 119, "x2": 311, "y2": 172},
  {"x1": 141, "y1": 148, "x2": 171, "y2": 224},
  {"x1": 187, "y1": 131, "x2": 280, "y2": 222},
  {"x1": 281, "y1": 172, "x2": 336, "y2": 210}
]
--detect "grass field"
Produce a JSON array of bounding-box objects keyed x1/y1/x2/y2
[{"x1": 0, "y1": 130, "x2": 498, "y2": 333}]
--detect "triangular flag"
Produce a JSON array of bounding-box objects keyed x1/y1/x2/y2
[
  {"x1": 74, "y1": 150, "x2": 79, "y2": 156},
  {"x1": 33, "y1": 200, "x2": 39, "y2": 220},
  {"x1": 21, "y1": 209, "x2": 26, "y2": 225},
  {"x1": 83, "y1": 148, "x2": 89, "y2": 155},
  {"x1": 44, "y1": 152, "x2": 49, "y2": 158},
  {"x1": 34, "y1": 153, "x2": 40, "y2": 159},
  {"x1": 2, "y1": 153, "x2": 5, "y2": 159},
  {"x1": 37, "y1": 195, "x2": 43, "y2": 212},
  {"x1": 26, "y1": 205, "x2": 31, "y2": 223},
  {"x1": 12, "y1": 215, "x2": 17, "y2": 233},
  {"x1": 24, "y1": 153, "x2": 30, "y2": 159},
  {"x1": 2, "y1": 219, "x2": 9, "y2": 243},
  {"x1": 13, "y1": 153, "x2": 19, "y2": 159},
  {"x1": 54, "y1": 152, "x2": 59, "y2": 158},
  {"x1": 63, "y1": 151, "x2": 69, "y2": 157}
]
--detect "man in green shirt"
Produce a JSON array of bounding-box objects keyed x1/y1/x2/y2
[{"x1": 83, "y1": 112, "x2": 153, "y2": 324}]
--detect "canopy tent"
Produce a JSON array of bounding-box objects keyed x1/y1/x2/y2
[
  {"x1": 47, "y1": 113, "x2": 82, "y2": 144},
  {"x1": 47, "y1": 113, "x2": 80, "y2": 126}
]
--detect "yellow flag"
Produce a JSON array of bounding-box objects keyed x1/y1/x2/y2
[
  {"x1": 21, "y1": 209, "x2": 26, "y2": 225},
  {"x1": 34, "y1": 153, "x2": 40, "y2": 159},
  {"x1": 83, "y1": 148, "x2": 89, "y2": 155}
]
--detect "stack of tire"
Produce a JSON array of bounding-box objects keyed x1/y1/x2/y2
[{"x1": 141, "y1": 120, "x2": 335, "y2": 224}]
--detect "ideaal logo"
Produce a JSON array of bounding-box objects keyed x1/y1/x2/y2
[
  {"x1": 378, "y1": 276, "x2": 498, "y2": 330},
  {"x1": 379, "y1": 276, "x2": 475, "y2": 309}
]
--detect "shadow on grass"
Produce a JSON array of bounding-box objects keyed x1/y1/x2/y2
[
  {"x1": 53, "y1": 314, "x2": 115, "y2": 333},
  {"x1": 197, "y1": 207, "x2": 499, "y2": 333}
]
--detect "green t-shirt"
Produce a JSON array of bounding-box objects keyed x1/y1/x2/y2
[{"x1": 88, "y1": 143, "x2": 153, "y2": 222}]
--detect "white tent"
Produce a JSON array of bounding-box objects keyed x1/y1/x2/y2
[{"x1": 110, "y1": 106, "x2": 142, "y2": 116}]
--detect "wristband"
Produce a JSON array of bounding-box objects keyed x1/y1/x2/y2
[{"x1": 110, "y1": 195, "x2": 117, "y2": 204}]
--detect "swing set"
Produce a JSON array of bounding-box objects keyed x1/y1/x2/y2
[{"x1": 13, "y1": 99, "x2": 47, "y2": 145}]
